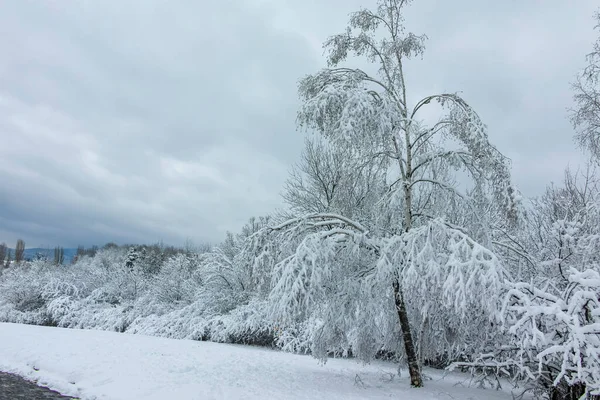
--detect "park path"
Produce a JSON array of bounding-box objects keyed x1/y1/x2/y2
[{"x1": 0, "y1": 371, "x2": 78, "y2": 400}]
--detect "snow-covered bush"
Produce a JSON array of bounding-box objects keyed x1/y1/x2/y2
[
  {"x1": 151, "y1": 253, "x2": 202, "y2": 305},
  {"x1": 45, "y1": 295, "x2": 133, "y2": 332},
  {"x1": 503, "y1": 268, "x2": 600, "y2": 399},
  {"x1": 0, "y1": 260, "x2": 58, "y2": 325},
  {"x1": 451, "y1": 167, "x2": 600, "y2": 398},
  {"x1": 127, "y1": 298, "x2": 274, "y2": 346},
  {"x1": 0, "y1": 264, "x2": 48, "y2": 312}
]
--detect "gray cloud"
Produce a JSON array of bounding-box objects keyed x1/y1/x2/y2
[{"x1": 0, "y1": 0, "x2": 597, "y2": 247}]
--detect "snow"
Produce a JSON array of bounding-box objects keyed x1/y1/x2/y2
[{"x1": 0, "y1": 322, "x2": 522, "y2": 400}]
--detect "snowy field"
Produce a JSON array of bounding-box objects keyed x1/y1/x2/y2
[{"x1": 0, "y1": 323, "x2": 524, "y2": 400}]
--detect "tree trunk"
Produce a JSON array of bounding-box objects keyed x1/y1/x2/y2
[
  {"x1": 393, "y1": 279, "x2": 423, "y2": 387},
  {"x1": 418, "y1": 314, "x2": 428, "y2": 370}
]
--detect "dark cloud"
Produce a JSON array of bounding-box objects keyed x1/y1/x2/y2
[{"x1": 0, "y1": 0, "x2": 597, "y2": 247}]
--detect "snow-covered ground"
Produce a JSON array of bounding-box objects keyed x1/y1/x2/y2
[{"x1": 0, "y1": 322, "x2": 521, "y2": 400}]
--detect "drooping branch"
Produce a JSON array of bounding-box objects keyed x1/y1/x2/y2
[
  {"x1": 269, "y1": 213, "x2": 368, "y2": 234},
  {"x1": 410, "y1": 150, "x2": 473, "y2": 177}
]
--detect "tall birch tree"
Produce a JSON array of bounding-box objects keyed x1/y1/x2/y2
[{"x1": 268, "y1": 0, "x2": 517, "y2": 388}]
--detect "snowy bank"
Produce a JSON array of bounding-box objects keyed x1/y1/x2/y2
[{"x1": 0, "y1": 323, "x2": 523, "y2": 400}]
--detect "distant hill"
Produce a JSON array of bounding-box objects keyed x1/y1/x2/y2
[{"x1": 7, "y1": 248, "x2": 79, "y2": 264}]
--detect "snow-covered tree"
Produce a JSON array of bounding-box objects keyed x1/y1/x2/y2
[
  {"x1": 503, "y1": 268, "x2": 600, "y2": 399},
  {"x1": 125, "y1": 246, "x2": 139, "y2": 270},
  {"x1": 526, "y1": 166, "x2": 600, "y2": 284},
  {"x1": 199, "y1": 216, "x2": 276, "y2": 314},
  {"x1": 572, "y1": 11, "x2": 600, "y2": 160},
  {"x1": 136, "y1": 245, "x2": 164, "y2": 275},
  {"x1": 0, "y1": 242, "x2": 7, "y2": 269},
  {"x1": 14, "y1": 239, "x2": 25, "y2": 264},
  {"x1": 493, "y1": 165, "x2": 600, "y2": 399},
  {"x1": 282, "y1": 136, "x2": 388, "y2": 220},
  {"x1": 267, "y1": 0, "x2": 517, "y2": 387},
  {"x1": 152, "y1": 253, "x2": 201, "y2": 305}
]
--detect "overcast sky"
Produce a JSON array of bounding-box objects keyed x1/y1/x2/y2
[{"x1": 0, "y1": 0, "x2": 598, "y2": 248}]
